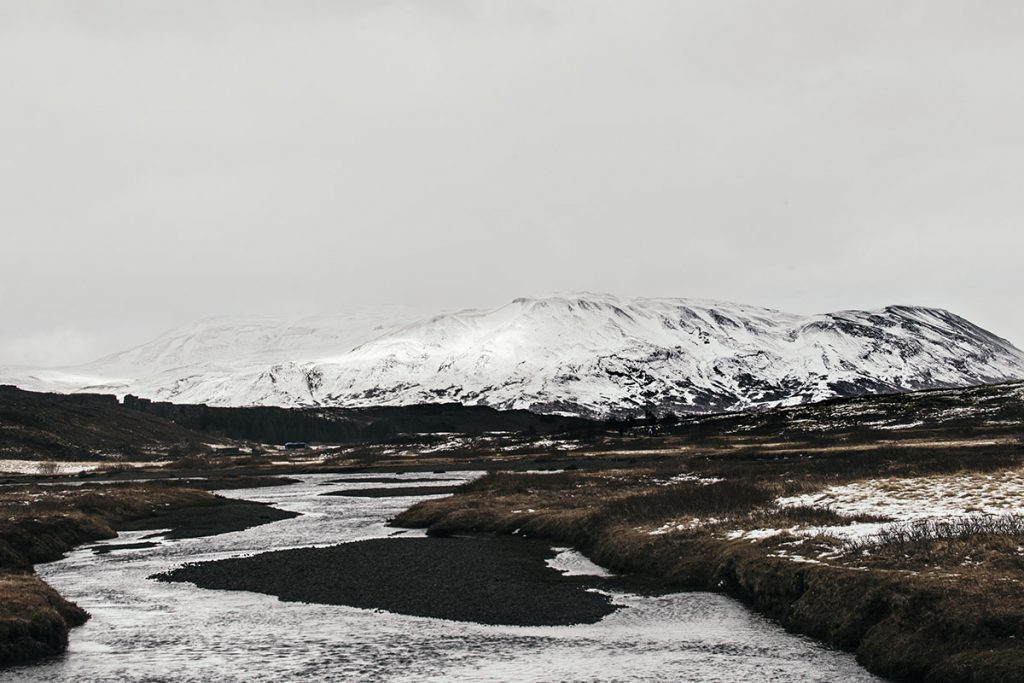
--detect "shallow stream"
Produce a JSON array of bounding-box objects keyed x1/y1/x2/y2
[{"x1": 14, "y1": 473, "x2": 880, "y2": 682}]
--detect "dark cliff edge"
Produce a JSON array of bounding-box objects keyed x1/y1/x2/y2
[
  {"x1": 0, "y1": 385, "x2": 595, "y2": 462},
  {"x1": 120, "y1": 394, "x2": 594, "y2": 444}
]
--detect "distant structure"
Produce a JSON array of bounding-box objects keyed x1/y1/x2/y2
[{"x1": 284, "y1": 441, "x2": 308, "y2": 450}]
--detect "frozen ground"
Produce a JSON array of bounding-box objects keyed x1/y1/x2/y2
[
  {"x1": 0, "y1": 460, "x2": 166, "y2": 475},
  {"x1": 779, "y1": 468, "x2": 1024, "y2": 521},
  {"x1": 713, "y1": 467, "x2": 1024, "y2": 553},
  {"x1": 15, "y1": 473, "x2": 880, "y2": 682}
]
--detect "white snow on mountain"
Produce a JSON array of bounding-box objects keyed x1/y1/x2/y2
[
  {"x1": 0, "y1": 306, "x2": 426, "y2": 402},
  {"x1": 3, "y1": 294, "x2": 1023, "y2": 417},
  {"x1": 87, "y1": 306, "x2": 430, "y2": 374}
]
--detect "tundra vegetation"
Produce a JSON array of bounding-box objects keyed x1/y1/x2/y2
[
  {"x1": 393, "y1": 385, "x2": 1024, "y2": 683},
  {"x1": 2, "y1": 381, "x2": 1023, "y2": 680}
]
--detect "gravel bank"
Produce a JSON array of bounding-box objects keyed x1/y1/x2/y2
[
  {"x1": 119, "y1": 500, "x2": 299, "y2": 539},
  {"x1": 157, "y1": 535, "x2": 617, "y2": 626}
]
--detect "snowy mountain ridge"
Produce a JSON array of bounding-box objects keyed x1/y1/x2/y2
[{"x1": 3, "y1": 294, "x2": 1023, "y2": 418}]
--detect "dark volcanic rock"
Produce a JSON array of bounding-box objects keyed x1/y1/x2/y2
[
  {"x1": 0, "y1": 384, "x2": 222, "y2": 460},
  {"x1": 156, "y1": 535, "x2": 617, "y2": 626}
]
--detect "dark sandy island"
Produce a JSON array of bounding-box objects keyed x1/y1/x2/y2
[
  {"x1": 119, "y1": 500, "x2": 299, "y2": 539},
  {"x1": 323, "y1": 476, "x2": 462, "y2": 485},
  {"x1": 90, "y1": 541, "x2": 161, "y2": 554},
  {"x1": 321, "y1": 485, "x2": 460, "y2": 498},
  {"x1": 156, "y1": 535, "x2": 617, "y2": 626}
]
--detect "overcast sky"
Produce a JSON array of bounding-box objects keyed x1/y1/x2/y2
[{"x1": 2, "y1": 1, "x2": 1022, "y2": 366}]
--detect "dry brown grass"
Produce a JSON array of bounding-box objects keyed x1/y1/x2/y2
[
  {"x1": 392, "y1": 452, "x2": 1024, "y2": 683},
  {"x1": 0, "y1": 484, "x2": 218, "y2": 570},
  {"x1": 0, "y1": 572, "x2": 87, "y2": 665},
  {"x1": 0, "y1": 483, "x2": 221, "y2": 666},
  {"x1": 848, "y1": 514, "x2": 1024, "y2": 554}
]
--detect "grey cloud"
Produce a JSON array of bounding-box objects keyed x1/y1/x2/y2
[{"x1": 2, "y1": 1, "x2": 1022, "y2": 365}]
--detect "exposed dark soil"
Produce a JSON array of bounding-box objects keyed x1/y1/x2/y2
[
  {"x1": 156, "y1": 535, "x2": 617, "y2": 626},
  {"x1": 172, "y1": 475, "x2": 303, "y2": 491},
  {"x1": 321, "y1": 485, "x2": 460, "y2": 498},
  {"x1": 89, "y1": 541, "x2": 160, "y2": 555},
  {"x1": 323, "y1": 476, "x2": 461, "y2": 484},
  {"x1": 30, "y1": 474, "x2": 304, "y2": 491},
  {"x1": 118, "y1": 500, "x2": 299, "y2": 540}
]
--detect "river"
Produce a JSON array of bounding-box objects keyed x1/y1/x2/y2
[{"x1": 13, "y1": 473, "x2": 880, "y2": 682}]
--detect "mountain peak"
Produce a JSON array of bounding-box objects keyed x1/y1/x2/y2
[{"x1": 3, "y1": 296, "x2": 1022, "y2": 417}]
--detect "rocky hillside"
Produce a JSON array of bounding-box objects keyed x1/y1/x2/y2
[{"x1": 0, "y1": 386, "x2": 225, "y2": 460}]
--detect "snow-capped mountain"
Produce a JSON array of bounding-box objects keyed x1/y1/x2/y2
[
  {"x1": 0, "y1": 307, "x2": 427, "y2": 403},
  {"x1": 4, "y1": 295, "x2": 1024, "y2": 418},
  {"x1": 87, "y1": 307, "x2": 430, "y2": 374}
]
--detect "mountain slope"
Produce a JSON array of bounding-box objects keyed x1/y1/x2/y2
[
  {"x1": 308, "y1": 296, "x2": 1024, "y2": 416},
  {"x1": 0, "y1": 307, "x2": 427, "y2": 402},
  {"x1": 86, "y1": 307, "x2": 427, "y2": 375},
  {"x1": 3, "y1": 295, "x2": 1023, "y2": 417}
]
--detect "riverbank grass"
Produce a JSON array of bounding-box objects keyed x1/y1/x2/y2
[
  {"x1": 393, "y1": 450, "x2": 1024, "y2": 682},
  {"x1": 0, "y1": 483, "x2": 260, "y2": 666}
]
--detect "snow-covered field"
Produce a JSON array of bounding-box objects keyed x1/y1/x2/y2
[
  {"x1": 700, "y1": 468, "x2": 1024, "y2": 563},
  {"x1": 780, "y1": 469, "x2": 1024, "y2": 525},
  {"x1": 641, "y1": 466, "x2": 1024, "y2": 566},
  {"x1": 0, "y1": 459, "x2": 170, "y2": 475}
]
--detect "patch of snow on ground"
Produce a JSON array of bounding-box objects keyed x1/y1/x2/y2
[
  {"x1": 412, "y1": 437, "x2": 474, "y2": 454},
  {"x1": 805, "y1": 522, "x2": 891, "y2": 542},
  {"x1": 663, "y1": 474, "x2": 724, "y2": 486},
  {"x1": 648, "y1": 517, "x2": 724, "y2": 535},
  {"x1": 0, "y1": 460, "x2": 148, "y2": 475},
  {"x1": 547, "y1": 547, "x2": 615, "y2": 577},
  {"x1": 778, "y1": 469, "x2": 1024, "y2": 522},
  {"x1": 871, "y1": 421, "x2": 926, "y2": 431},
  {"x1": 501, "y1": 439, "x2": 581, "y2": 452},
  {"x1": 726, "y1": 528, "x2": 788, "y2": 541},
  {"x1": 707, "y1": 468, "x2": 1024, "y2": 552},
  {"x1": 775, "y1": 467, "x2": 1024, "y2": 544}
]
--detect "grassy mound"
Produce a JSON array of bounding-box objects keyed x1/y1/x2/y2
[{"x1": 0, "y1": 573, "x2": 87, "y2": 666}]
